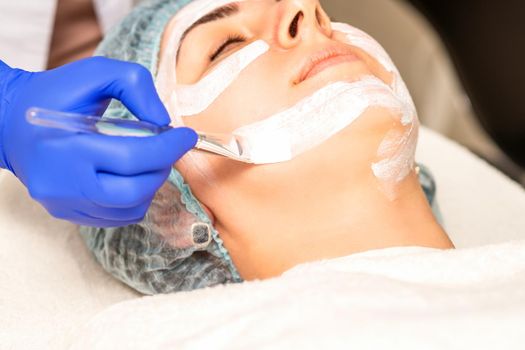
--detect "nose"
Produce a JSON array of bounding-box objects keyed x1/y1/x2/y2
[{"x1": 274, "y1": 0, "x2": 332, "y2": 49}]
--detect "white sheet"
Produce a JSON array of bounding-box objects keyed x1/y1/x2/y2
[
  {"x1": 0, "y1": 127, "x2": 524, "y2": 349},
  {"x1": 71, "y1": 242, "x2": 525, "y2": 350}
]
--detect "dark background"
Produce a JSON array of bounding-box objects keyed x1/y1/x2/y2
[{"x1": 405, "y1": 0, "x2": 525, "y2": 168}]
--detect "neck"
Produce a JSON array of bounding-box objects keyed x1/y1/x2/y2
[
  {"x1": 327, "y1": 170, "x2": 453, "y2": 256},
  {"x1": 222, "y1": 169, "x2": 453, "y2": 280}
]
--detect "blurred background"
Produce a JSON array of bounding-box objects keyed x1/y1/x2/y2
[{"x1": 323, "y1": 0, "x2": 525, "y2": 187}]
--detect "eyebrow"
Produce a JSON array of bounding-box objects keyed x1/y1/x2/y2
[{"x1": 177, "y1": 3, "x2": 241, "y2": 58}]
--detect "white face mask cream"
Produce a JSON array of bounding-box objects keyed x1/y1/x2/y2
[
  {"x1": 330, "y1": 22, "x2": 419, "y2": 187},
  {"x1": 229, "y1": 22, "x2": 418, "y2": 191},
  {"x1": 234, "y1": 77, "x2": 405, "y2": 164},
  {"x1": 156, "y1": 0, "x2": 260, "y2": 123},
  {"x1": 156, "y1": 0, "x2": 260, "y2": 184},
  {"x1": 173, "y1": 40, "x2": 269, "y2": 117},
  {"x1": 156, "y1": 0, "x2": 419, "y2": 193}
]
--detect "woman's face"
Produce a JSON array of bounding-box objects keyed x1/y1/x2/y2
[
  {"x1": 159, "y1": 0, "x2": 413, "y2": 278},
  {"x1": 168, "y1": 0, "x2": 392, "y2": 132}
]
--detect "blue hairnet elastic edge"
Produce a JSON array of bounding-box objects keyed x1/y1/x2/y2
[{"x1": 168, "y1": 168, "x2": 242, "y2": 282}]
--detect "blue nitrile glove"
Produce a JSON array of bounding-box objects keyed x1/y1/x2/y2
[{"x1": 0, "y1": 58, "x2": 197, "y2": 227}]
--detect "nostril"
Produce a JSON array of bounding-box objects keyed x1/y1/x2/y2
[
  {"x1": 315, "y1": 8, "x2": 332, "y2": 34},
  {"x1": 289, "y1": 11, "x2": 303, "y2": 38}
]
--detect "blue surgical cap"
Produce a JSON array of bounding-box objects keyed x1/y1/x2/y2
[
  {"x1": 79, "y1": 0, "x2": 242, "y2": 294},
  {"x1": 79, "y1": 0, "x2": 440, "y2": 295}
]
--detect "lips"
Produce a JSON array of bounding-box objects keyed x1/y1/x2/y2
[{"x1": 294, "y1": 44, "x2": 360, "y2": 84}]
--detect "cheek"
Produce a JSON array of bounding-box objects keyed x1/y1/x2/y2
[
  {"x1": 184, "y1": 107, "x2": 399, "y2": 237},
  {"x1": 333, "y1": 31, "x2": 393, "y2": 85},
  {"x1": 351, "y1": 45, "x2": 393, "y2": 85},
  {"x1": 180, "y1": 56, "x2": 293, "y2": 133}
]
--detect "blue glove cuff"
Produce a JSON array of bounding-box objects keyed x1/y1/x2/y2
[
  {"x1": 0, "y1": 60, "x2": 13, "y2": 170},
  {"x1": 0, "y1": 61, "x2": 28, "y2": 171}
]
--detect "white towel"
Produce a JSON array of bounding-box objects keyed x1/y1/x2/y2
[{"x1": 71, "y1": 242, "x2": 525, "y2": 350}]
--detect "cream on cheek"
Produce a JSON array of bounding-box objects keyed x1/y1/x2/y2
[
  {"x1": 233, "y1": 77, "x2": 402, "y2": 163},
  {"x1": 156, "y1": 0, "x2": 418, "y2": 198},
  {"x1": 156, "y1": 0, "x2": 265, "y2": 123},
  {"x1": 231, "y1": 23, "x2": 418, "y2": 198},
  {"x1": 331, "y1": 23, "x2": 419, "y2": 195},
  {"x1": 156, "y1": 0, "x2": 264, "y2": 184},
  {"x1": 174, "y1": 40, "x2": 269, "y2": 117}
]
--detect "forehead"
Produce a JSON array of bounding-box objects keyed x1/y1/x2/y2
[
  {"x1": 161, "y1": 0, "x2": 245, "y2": 61},
  {"x1": 173, "y1": 0, "x2": 245, "y2": 39}
]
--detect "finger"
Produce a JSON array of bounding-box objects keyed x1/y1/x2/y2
[
  {"x1": 83, "y1": 168, "x2": 169, "y2": 209},
  {"x1": 45, "y1": 57, "x2": 170, "y2": 125},
  {"x1": 43, "y1": 204, "x2": 141, "y2": 227},
  {"x1": 77, "y1": 197, "x2": 154, "y2": 222},
  {"x1": 80, "y1": 127, "x2": 197, "y2": 175},
  {"x1": 73, "y1": 213, "x2": 142, "y2": 228},
  {"x1": 91, "y1": 57, "x2": 171, "y2": 126}
]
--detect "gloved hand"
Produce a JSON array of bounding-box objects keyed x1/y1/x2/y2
[{"x1": 0, "y1": 57, "x2": 197, "y2": 227}]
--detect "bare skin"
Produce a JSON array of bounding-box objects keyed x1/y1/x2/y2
[{"x1": 159, "y1": 0, "x2": 454, "y2": 280}]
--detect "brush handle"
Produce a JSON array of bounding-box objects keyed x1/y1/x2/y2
[{"x1": 26, "y1": 107, "x2": 171, "y2": 137}]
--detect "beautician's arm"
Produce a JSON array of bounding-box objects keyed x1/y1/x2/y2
[{"x1": 0, "y1": 57, "x2": 196, "y2": 227}]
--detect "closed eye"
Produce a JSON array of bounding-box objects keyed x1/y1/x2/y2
[{"x1": 210, "y1": 34, "x2": 247, "y2": 61}]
